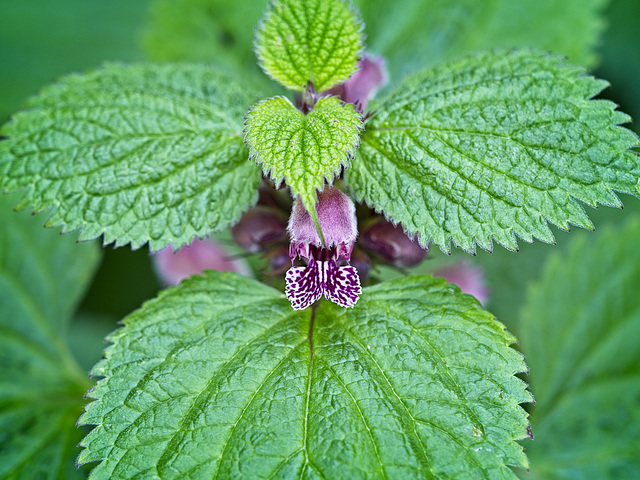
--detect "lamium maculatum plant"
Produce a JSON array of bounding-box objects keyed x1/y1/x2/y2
[{"x1": 1, "y1": 0, "x2": 639, "y2": 478}]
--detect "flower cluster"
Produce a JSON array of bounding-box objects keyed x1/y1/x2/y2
[
  {"x1": 150, "y1": 55, "x2": 485, "y2": 309},
  {"x1": 286, "y1": 187, "x2": 362, "y2": 310}
]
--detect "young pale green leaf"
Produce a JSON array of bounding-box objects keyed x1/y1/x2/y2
[
  {"x1": 358, "y1": 0, "x2": 607, "y2": 82},
  {"x1": 518, "y1": 218, "x2": 640, "y2": 479},
  {"x1": 345, "y1": 49, "x2": 640, "y2": 254},
  {"x1": 254, "y1": 0, "x2": 364, "y2": 91},
  {"x1": 0, "y1": 63, "x2": 264, "y2": 252},
  {"x1": 245, "y1": 95, "x2": 362, "y2": 215},
  {"x1": 79, "y1": 271, "x2": 531, "y2": 479},
  {"x1": 0, "y1": 194, "x2": 101, "y2": 479}
]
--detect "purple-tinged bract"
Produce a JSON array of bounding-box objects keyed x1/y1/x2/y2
[{"x1": 324, "y1": 55, "x2": 387, "y2": 113}]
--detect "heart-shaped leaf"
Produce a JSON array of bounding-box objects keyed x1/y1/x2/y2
[
  {"x1": 245, "y1": 95, "x2": 362, "y2": 216},
  {"x1": 79, "y1": 272, "x2": 531, "y2": 479}
]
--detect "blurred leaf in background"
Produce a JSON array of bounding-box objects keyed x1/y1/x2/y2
[
  {"x1": 466, "y1": 198, "x2": 640, "y2": 335},
  {"x1": 145, "y1": 0, "x2": 608, "y2": 86},
  {"x1": 145, "y1": 0, "x2": 264, "y2": 78},
  {"x1": 0, "y1": 0, "x2": 150, "y2": 122},
  {"x1": 518, "y1": 217, "x2": 640, "y2": 479},
  {"x1": 0, "y1": 194, "x2": 100, "y2": 479},
  {"x1": 358, "y1": 0, "x2": 608, "y2": 82},
  {"x1": 597, "y1": 0, "x2": 640, "y2": 134}
]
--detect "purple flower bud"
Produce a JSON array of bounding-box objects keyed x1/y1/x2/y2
[
  {"x1": 349, "y1": 248, "x2": 372, "y2": 283},
  {"x1": 231, "y1": 206, "x2": 288, "y2": 253},
  {"x1": 153, "y1": 238, "x2": 251, "y2": 286},
  {"x1": 434, "y1": 262, "x2": 489, "y2": 304},
  {"x1": 360, "y1": 217, "x2": 427, "y2": 268},
  {"x1": 267, "y1": 244, "x2": 291, "y2": 275},
  {"x1": 286, "y1": 186, "x2": 361, "y2": 310},
  {"x1": 324, "y1": 55, "x2": 387, "y2": 113},
  {"x1": 288, "y1": 186, "x2": 357, "y2": 261}
]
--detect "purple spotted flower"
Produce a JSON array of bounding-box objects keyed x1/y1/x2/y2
[{"x1": 286, "y1": 186, "x2": 362, "y2": 310}]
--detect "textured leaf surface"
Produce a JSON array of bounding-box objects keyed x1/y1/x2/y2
[
  {"x1": 255, "y1": 0, "x2": 363, "y2": 91},
  {"x1": 0, "y1": 194, "x2": 100, "y2": 479},
  {"x1": 518, "y1": 218, "x2": 640, "y2": 479},
  {"x1": 245, "y1": 96, "x2": 362, "y2": 214},
  {"x1": 79, "y1": 272, "x2": 531, "y2": 479},
  {"x1": 0, "y1": 63, "x2": 264, "y2": 252},
  {"x1": 359, "y1": 0, "x2": 607, "y2": 82},
  {"x1": 345, "y1": 49, "x2": 640, "y2": 254}
]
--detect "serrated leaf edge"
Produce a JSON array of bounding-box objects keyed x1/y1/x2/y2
[{"x1": 349, "y1": 48, "x2": 640, "y2": 255}]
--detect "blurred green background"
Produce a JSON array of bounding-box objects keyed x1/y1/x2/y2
[{"x1": 1, "y1": 0, "x2": 149, "y2": 123}]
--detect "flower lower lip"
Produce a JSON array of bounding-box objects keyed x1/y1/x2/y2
[{"x1": 286, "y1": 258, "x2": 362, "y2": 310}]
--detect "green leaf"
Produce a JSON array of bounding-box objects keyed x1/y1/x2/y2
[
  {"x1": 79, "y1": 271, "x2": 531, "y2": 479},
  {"x1": 518, "y1": 217, "x2": 640, "y2": 479},
  {"x1": 254, "y1": 0, "x2": 364, "y2": 91},
  {"x1": 245, "y1": 95, "x2": 362, "y2": 216},
  {"x1": 345, "y1": 49, "x2": 640, "y2": 254},
  {"x1": 0, "y1": 63, "x2": 264, "y2": 252},
  {"x1": 358, "y1": 0, "x2": 607, "y2": 82},
  {"x1": 0, "y1": 194, "x2": 101, "y2": 479}
]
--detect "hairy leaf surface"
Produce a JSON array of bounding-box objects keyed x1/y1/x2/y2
[
  {"x1": 346, "y1": 49, "x2": 640, "y2": 254},
  {"x1": 0, "y1": 194, "x2": 100, "y2": 479},
  {"x1": 254, "y1": 0, "x2": 363, "y2": 91},
  {"x1": 518, "y1": 218, "x2": 640, "y2": 479},
  {"x1": 245, "y1": 95, "x2": 362, "y2": 215},
  {"x1": 0, "y1": 63, "x2": 263, "y2": 251},
  {"x1": 79, "y1": 272, "x2": 531, "y2": 479}
]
